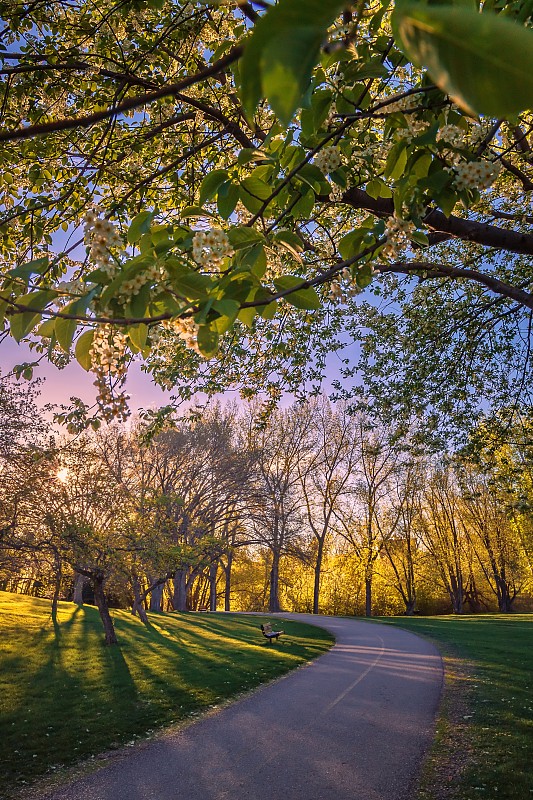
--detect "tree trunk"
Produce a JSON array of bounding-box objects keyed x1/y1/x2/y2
[
  {"x1": 173, "y1": 569, "x2": 188, "y2": 611},
  {"x1": 224, "y1": 551, "x2": 233, "y2": 612},
  {"x1": 131, "y1": 575, "x2": 149, "y2": 624},
  {"x1": 72, "y1": 571, "x2": 87, "y2": 605},
  {"x1": 209, "y1": 563, "x2": 218, "y2": 612},
  {"x1": 92, "y1": 575, "x2": 118, "y2": 645},
  {"x1": 404, "y1": 599, "x2": 417, "y2": 616},
  {"x1": 365, "y1": 575, "x2": 372, "y2": 618},
  {"x1": 149, "y1": 582, "x2": 164, "y2": 612},
  {"x1": 269, "y1": 550, "x2": 281, "y2": 613},
  {"x1": 313, "y1": 539, "x2": 324, "y2": 615}
]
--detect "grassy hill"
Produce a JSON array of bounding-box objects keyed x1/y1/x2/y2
[{"x1": 0, "y1": 592, "x2": 332, "y2": 798}]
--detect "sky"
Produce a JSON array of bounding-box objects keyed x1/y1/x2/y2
[{"x1": 0, "y1": 334, "x2": 172, "y2": 415}]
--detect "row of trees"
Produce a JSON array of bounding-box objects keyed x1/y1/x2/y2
[{"x1": 2, "y1": 378, "x2": 532, "y2": 644}]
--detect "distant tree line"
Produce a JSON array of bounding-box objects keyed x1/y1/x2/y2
[{"x1": 1, "y1": 375, "x2": 532, "y2": 644}]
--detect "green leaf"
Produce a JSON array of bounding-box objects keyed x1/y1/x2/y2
[
  {"x1": 274, "y1": 275, "x2": 321, "y2": 309},
  {"x1": 273, "y1": 229, "x2": 304, "y2": 261},
  {"x1": 75, "y1": 330, "x2": 95, "y2": 371},
  {"x1": 227, "y1": 227, "x2": 264, "y2": 250},
  {"x1": 240, "y1": 0, "x2": 346, "y2": 124},
  {"x1": 166, "y1": 262, "x2": 213, "y2": 300},
  {"x1": 199, "y1": 169, "x2": 229, "y2": 206},
  {"x1": 261, "y1": 27, "x2": 325, "y2": 126},
  {"x1": 10, "y1": 311, "x2": 42, "y2": 342},
  {"x1": 217, "y1": 181, "x2": 240, "y2": 219},
  {"x1": 338, "y1": 229, "x2": 367, "y2": 260},
  {"x1": 55, "y1": 316, "x2": 78, "y2": 353},
  {"x1": 213, "y1": 298, "x2": 240, "y2": 319},
  {"x1": 393, "y1": 5, "x2": 533, "y2": 116},
  {"x1": 8, "y1": 257, "x2": 49, "y2": 280},
  {"x1": 238, "y1": 306, "x2": 257, "y2": 328},
  {"x1": 128, "y1": 323, "x2": 149, "y2": 351},
  {"x1": 196, "y1": 325, "x2": 219, "y2": 357},
  {"x1": 241, "y1": 175, "x2": 272, "y2": 200},
  {"x1": 127, "y1": 211, "x2": 153, "y2": 244}
]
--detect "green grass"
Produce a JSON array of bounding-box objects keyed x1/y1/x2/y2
[
  {"x1": 375, "y1": 615, "x2": 533, "y2": 800},
  {"x1": 0, "y1": 591, "x2": 333, "y2": 798}
]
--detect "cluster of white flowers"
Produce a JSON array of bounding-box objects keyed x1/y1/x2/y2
[
  {"x1": 84, "y1": 207, "x2": 121, "y2": 276},
  {"x1": 118, "y1": 265, "x2": 165, "y2": 302},
  {"x1": 162, "y1": 316, "x2": 201, "y2": 354},
  {"x1": 90, "y1": 324, "x2": 128, "y2": 376},
  {"x1": 328, "y1": 266, "x2": 369, "y2": 304},
  {"x1": 89, "y1": 325, "x2": 130, "y2": 421},
  {"x1": 325, "y1": 102, "x2": 337, "y2": 127},
  {"x1": 314, "y1": 145, "x2": 342, "y2": 175},
  {"x1": 436, "y1": 124, "x2": 466, "y2": 147},
  {"x1": 381, "y1": 216, "x2": 415, "y2": 261},
  {"x1": 192, "y1": 228, "x2": 234, "y2": 269},
  {"x1": 452, "y1": 160, "x2": 501, "y2": 191},
  {"x1": 54, "y1": 277, "x2": 85, "y2": 306},
  {"x1": 383, "y1": 94, "x2": 418, "y2": 115}
]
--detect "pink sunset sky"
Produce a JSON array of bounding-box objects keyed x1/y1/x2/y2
[{"x1": 0, "y1": 334, "x2": 172, "y2": 413}]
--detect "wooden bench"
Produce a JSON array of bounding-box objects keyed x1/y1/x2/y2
[{"x1": 261, "y1": 623, "x2": 284, "y2": 644}]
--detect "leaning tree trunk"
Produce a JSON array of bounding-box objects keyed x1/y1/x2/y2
[
  {"x1": 131, "y1": 575, "x2": 149, "y2": 624},
  {"x1": 268, "y1": 550, "x2": 281, "y2": 613},
  {"x1": 92, "y1": 574, "x2": 118, "y2": 645}
]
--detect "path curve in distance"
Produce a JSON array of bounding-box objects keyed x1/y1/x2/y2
[{"x1": 43, "y1": 614, "x2": 443, "y2": 800}]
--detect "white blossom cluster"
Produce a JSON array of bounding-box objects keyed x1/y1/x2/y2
[
  {"x1": 89, "y1": 325, "x2": 130, "y2": 421},
  {"x1": 314, "y1": 145, "x2": 342, "y2": 174},
  {"x1": 90, "y1": 324, "x2": 128, "y2": 376},
  {"x1": 192, "y1": 228, "x2": 234, "y2": 269},
  {"x1": 118, "y1": 265, "x2": 165, "y2": 302},
  {"x1": 383, "y1": 94, "x2": 418, "y2": 115},
  {"x1": 84, "y1": 207, "x2": 121, "y2": 276},
  {"x1": 436, "y1": 124, "x2": 466, "y2": 147},
  {"x1": 381, "y1": 216, "x2": 415, "y2": 260},
  {"x1": 162, "y1": 316, "x2": 201, "y2": 354},
  {"x1": 54, "y1": 277, "x2": 85, "y2": 306},
  {"x1": 328, "y1": 266, "x2": 369, "y2": 304},
  {"x1": 452, "y1": 160, "x2": 501, "y2": 191}
]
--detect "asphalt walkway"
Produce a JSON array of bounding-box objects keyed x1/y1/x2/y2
[{"x1": 43, "y1": 614, "x2": 443, "y2": 800}]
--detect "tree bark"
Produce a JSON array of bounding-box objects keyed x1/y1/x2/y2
[
  {"x1": 173, "y1": 569, "x2": 188, "y2": 611},
  {"x1": 92, "y1": 575, "x2": 118, "y2": 645},
  {"x1": 209, "y1": 562, "x2": 218, "y2": 612},
  {"x1": 365, "y1": 575, "x2": 372, "y2": 618},
  {"x1": 131, "y1": 575, "x2": 149, "y2": 624},
  {"x1": 313, "y1": 539, "x2": 324, "y2": 615},
  {"x1": 224, "y1": 550, "x2": 233, "y2": 612},
  {"x1": 269, "y1": 550, "x2": 281, "y2": 613},
  {"x1": 72, "y1": 571, "x2": 87, "y2": 606},
  {"x1": 149, "y1": 582, "x2": 164, "y2": 612}
]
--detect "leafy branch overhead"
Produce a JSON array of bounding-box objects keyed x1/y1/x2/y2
[{"x1": 2, "y1": 0, "x2": 533, "y2": 425}]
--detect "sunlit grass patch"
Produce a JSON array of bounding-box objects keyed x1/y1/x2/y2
[
  {"x1": 376, "y1": 615, "x2": 533, "y2": 800},
  {"x1": 0, "y1": 592, "x2": 332, "y2": 797}
]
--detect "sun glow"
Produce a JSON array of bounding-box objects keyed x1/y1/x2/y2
[{"x1": 56, "y1": 467, "x2": 69, "y2": 484}]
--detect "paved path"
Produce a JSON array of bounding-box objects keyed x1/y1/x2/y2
[{"x1": 43, "y1": 614, "x2": 443, "y2": 800}]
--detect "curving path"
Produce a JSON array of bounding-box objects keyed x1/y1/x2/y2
[{"x1": 42, "y1": 614, "x2": 443, "y2": 800}]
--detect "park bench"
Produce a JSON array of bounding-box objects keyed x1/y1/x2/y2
[{"x1": 261, "y1": 622, "x2": 284, "y2": 644}]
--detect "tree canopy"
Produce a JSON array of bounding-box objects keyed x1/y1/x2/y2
[{"x1": 2, "y1": 0, "x2": 533, "y2": 425}]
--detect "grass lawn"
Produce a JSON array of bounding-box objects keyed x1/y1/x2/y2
[
  {"x1": 0, "y1": 591, "x2": 333, "y2": 798},
  {"x1": 375, "y1": 615, "x2": 533, "y2": 800}
]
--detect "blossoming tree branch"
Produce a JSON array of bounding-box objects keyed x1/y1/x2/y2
[{"x1": 2, "y1": 0, "x2": 533, "y2": 424}]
